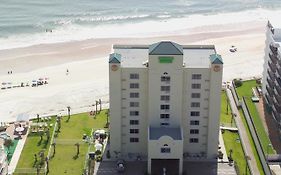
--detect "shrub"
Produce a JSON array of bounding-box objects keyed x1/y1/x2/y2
[{"x1": 234, "y1": 79, "x2": 243, "y2": 87}]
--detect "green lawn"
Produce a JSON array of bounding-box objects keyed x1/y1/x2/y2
[
  {"x1": 236, "y1": 80, "x2": 257, "y2": 98},
  {"x1": 236, "y1": 80, "x2": 275, "y2": 154},
  {"x1": 220, "y1": 91, "x2": 236, "y2": 127},
  {"x1": 220, "y1": 91, "x2": 264, "y2": 175},
  {"x1": 222, "y1": 131, "x2": 249, "y2": 175},
  {"x1": 239, "y1": 110, "x2": 264, "y2": 175},
  {"x1": 47, "y1": 111, "x2": 107, "y2": 175},
  {"x1": 15, "y1": 118, "x2": 56, "y2": 174}
]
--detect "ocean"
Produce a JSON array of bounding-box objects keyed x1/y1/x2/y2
[{"x1": 0, "y1": 0, "x2": 281, "y2": 50}]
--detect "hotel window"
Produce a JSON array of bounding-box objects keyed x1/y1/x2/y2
[
  {"x1": 192, "y1": 83, "x2": 201, "y2": 89},
  {"x1": 130, "y1": 111, "x2": 139, "y2": 116},
  {"x1": 191, "y1": 93, "x2": 200, "y2": 98},
  {"x1": 160, "y1": 105, "x2": 170, "y2": 110},
  {"x1": 130, "y1": 102, "x2": 139, "y2": 107},
  {"x1": 161, "y1": 86, "x2": 170, "y2": 92},
  {"x1": 130, "y1": 120, "x2": 139, "y2": 125},
  {"x1": 130, "y1": 73, "x2": 139, "y2": 79},
  {"x1": 161, "y1": 147, "x2": 171, "y2": 153},
  {"x1": 190, "y1": 120, "x2": 199, "y2": 125},
  {"x1": 130, "y1": 138, "x2": 139, "y2": 143},
  {"x1": 190, "y1": 138, "x2": 199, "y2": 143},
  {"x1": 130, "y1": 92, "x2": 139, "y2": 98},
  {"x1": 161, "y1": 122, "x2": 169, "y2": 126},
  {"x1": 161, "y1": 95, "x2": 170, "y2": 101},
  {"x1": 130, "y1": 129, "x2": 139, "y2": 134},
  {"x1": 130, "y1": 83, "x2": 139, "y2": 89},
  {"x1": 161, "y1": 76, "x2": 171, "y2": 82},
  {"x1": 190, "y1": 129, "x2": 199, "y2": 134},
  {"x1": 191, "y1": 102, "x2": 200, "y2": 107},
  {"x1": 192, "y1": 74, "x2": 202, "y2": 80},
  {"x1": 160, "y1": 114, "x2": 170, "y2": 119},
  {"x1": 190, "y1": 111, "x2": 200, "y2": 117}
]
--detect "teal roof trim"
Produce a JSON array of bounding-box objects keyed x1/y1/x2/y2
[
  {"x1": 109, "y1": 53, "x2": 121, "y2": 63},
  {"x1": 209, "y1": 54, "x2": 223, "y2": 64},
  {"x1": 149, "y1": 41, "x2": 183, "y2": 55}
]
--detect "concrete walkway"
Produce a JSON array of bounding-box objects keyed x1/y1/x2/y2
[
  {"x1": 227, "y1": 89, "x2": 260, "y2": 175},
  {"x1": 219, "y1": 130, "x2": 229, "y2": 163},
  {"x1": 8, "y1": 128, "x2": 29, "y2": 174}
]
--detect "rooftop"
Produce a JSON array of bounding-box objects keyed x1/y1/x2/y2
[
  {"x1": 149, "y1": 127, "x2": 182, "y2": 140},
  {"x1": 113, "y1": 43, "x2": 216, "y2": 68}
]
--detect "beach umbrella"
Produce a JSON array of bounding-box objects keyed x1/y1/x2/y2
[
  {"x1": 2, "y1": 82, "x2": 6, "y2": 85},
  {"x1": 39, "y1": 78, "x2": 44, "y2": 81},
  {"x1": 95, "y1": 143, "x2": 102, "y2": 151}
]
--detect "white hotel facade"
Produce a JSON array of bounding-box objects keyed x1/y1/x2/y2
[
  {"x1": 109, "y1": 41, "x2": 223, "y2": 174},
  {"x1": 262, "y1": 20, "x2": 281, "y2": 136}
]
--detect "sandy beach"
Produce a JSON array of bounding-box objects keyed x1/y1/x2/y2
[{"x1": 0, "y1": 20, "x2": 266, "y2": 122}]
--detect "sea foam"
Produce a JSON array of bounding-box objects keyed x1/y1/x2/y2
[{"x1": 0, "y1": 8, "x2": 280, "y2": 50}]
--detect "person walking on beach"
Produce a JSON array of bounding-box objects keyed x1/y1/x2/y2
[{"x1": 66, "y1": 69, "x2": 69, "y2": 75}]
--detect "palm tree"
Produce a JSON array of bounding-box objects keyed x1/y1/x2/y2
[
  {"x1": 229, "y1": 149, "x2": 233, "y2": 161},
  {"x1": 52, "y1": 142, "x2": 56, "y2": 156},
  {"x1": 95, "y1": 101, "x2": 98, "y2": 114},
  {"x1": 37, "y1": 114, "x2": 40, "y2": 123},
  {"x1": 39, "y1": 151, "x2": 44, "y2": 165},
  {"x1": 57, "y1": 116, "x2": 61, "y2": 132},
  {"x1": 67, "y1": 106, "x2": 71, "y2": 122},
  {"x1": 39, "y1": 131, "x2": 44, "y2": 142},
  {"x1": 46, "y1": 128, "x2": 50, "y2": 142},
  {"x1": 45, "y1": 157, "x2": 49, "y2": 173},
  {"x1": 75, "y1": 143, "x2": 80, "y2": 156},
  {"x1": 34, "y1": 154, "x2": 37, "y2": 164},
  {"x1": 99, "y1": 99, "x2": 102, "y2": 112}
]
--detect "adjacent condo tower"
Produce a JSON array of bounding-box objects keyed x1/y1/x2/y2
[
  {"x1": 109, "y1": 41, "x2": 223, "y2": 174},
  {"x1": 262, "y1": 20, "x2": 281, "y2": 136}
]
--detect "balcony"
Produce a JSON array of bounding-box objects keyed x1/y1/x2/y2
[
  {"x1": 273, "y1": 101, "x2": 281, "y2": 113},
  {"x1": 266, "y1": 85, "x2": 274, "y2": 97},
  {"x1": 276, "y1": 78, "x2": 281, "y2": 88},
  {"x1": 269, "y1": 53, "x2": 278, "y2": 64},
  {"x1": 274, "y1": 92, "x2": 281, "y2": 104},
  {"x1": 272, "y1": 106, "x2": 280, "y2": 120},
  {"x1": 268, "y1": 70, "x2": 275, "y2": 81},
  {"x1": 275, "y1": 85, "x2": 281, "y2": 96},
  {"x1": 276, "y1": 68, "x2": 281, "y2": 78},
  {"x1": 268, "y1": 61, "x2": 277, "y2": 73},
  {"x1": 265, "y1": 93, "x2": 273, "y2": 105},
  {"x1": 270, "y1": 43, "x2": 279, "y2": 55},
  {"x1": 267, "y1": 78, "x2": 275, "y2": 89}
]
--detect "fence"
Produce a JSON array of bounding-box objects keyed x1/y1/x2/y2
[{"x1": 241, "y1": 97, "x2": 272, "y2": 175}]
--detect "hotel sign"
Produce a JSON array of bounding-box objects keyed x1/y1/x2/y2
[{"x1": 159, "y1": 57, "x2": 174, "y2": 63}]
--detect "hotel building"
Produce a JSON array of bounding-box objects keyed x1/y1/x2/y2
[
  {"x1": 109, "y1": 41, "x2": 223, "y2": 174},
  {"x1": 262, "y1": 20, "x2": 281, "y2": 135}
]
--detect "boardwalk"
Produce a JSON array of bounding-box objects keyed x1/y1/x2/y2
[{"x1": 226, "y1": 89, "x2": 260, "y2": 175}]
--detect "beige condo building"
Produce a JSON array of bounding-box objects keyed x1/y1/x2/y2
[{"x1": 109, "y1": 41, "x2": 223, "y2": 174}]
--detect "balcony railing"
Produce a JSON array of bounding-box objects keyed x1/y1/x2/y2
[
  {"x1": 275, "y1": 85, "x2": 281, "y2": 96},
  {"x1": 270, "y1": 43, "x2": 279, "y2": 54},
  {"x1": 269, "y1": 53, "x2": 278, "y2": 64},
  {"x1": 267, "y1": 78, "x2": 275, "y2": 89},
  {"x1": 273, "y1": 101, "x2": 281, "y2": 113},
  {"x1": 265, "y1": 93, "x2": 273, "y2": 105},
  {"x1": 276, "y1": 68, "x2": 281, "y2": 78},
  {"x1": 272, "y1": 106, "x2": 280, "y2": 120},
  {"x1": 274, "y1": 92, "x2": 281, "y2": 104},
  {"x1": 266, "y1": 85, "x2": 274, "y2": 97},
  {"x1": 268, "y1": 61, "x2": 277, "y2": 72},
  {"x1": 268, "y1": 70, "x2": 275, "y2": 80}
]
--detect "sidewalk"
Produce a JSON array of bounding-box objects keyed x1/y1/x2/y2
[
  {"x1": 8, "y1": 128, "x2": 29, "y2": 174},
  {"x1": 226, "y1": 89, "x2": 260, "y2": 175}
]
